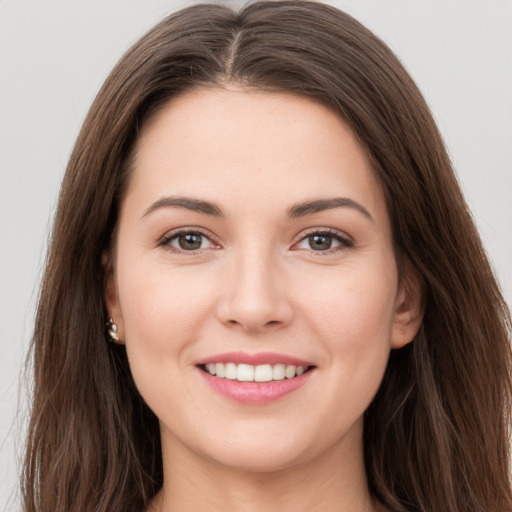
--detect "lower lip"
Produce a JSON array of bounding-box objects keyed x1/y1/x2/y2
[{"x1": 198, "y1": 368, "x2": 314, "y2": 404}]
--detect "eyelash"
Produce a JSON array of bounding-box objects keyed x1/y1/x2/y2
[
  {"x1": 157, "y1": 227, "x2": 353, "y2": 255},
  {"x1": 291, "y1": 228, "x2": 354, "y2": 255},
  {"x1": 158, "y1": 228, "x2": 220, "y2": 254}
]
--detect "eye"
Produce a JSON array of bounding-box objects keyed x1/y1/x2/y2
[
  {"x1": 293, "y1": 229, "x2": 353, "y2": 253},
  {"x1": 159, "y1": 229, "x2": 219, "y2": 253}
]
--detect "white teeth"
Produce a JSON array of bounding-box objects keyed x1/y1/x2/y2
[
  {"x1": 254, "y1": 364, "x2": 273, "y2": 382},
  {"x1": 225, "y1": 362, "x2": 237, "y2": 379},
  {"x1": 285, "y1": 365, "x2": 296, "y2": 379},
  {"x1": 215, "y1": 363, "x2": 225, "y2": 378},
  {"x1": 204, "y1": 362, "x2": 309, "y2": 382},
  {"x1": 237, "y1": 364, "x2": 255, "y2": 382},
  {"x1": 272, "y1": 364, "x2": 285, "y2": 380}
]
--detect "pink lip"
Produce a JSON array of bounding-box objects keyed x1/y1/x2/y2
[
  {"x1": 195, "y1": 351, "x2": 314, "y2": 367},
  {"x1": 198, "y1": 367, "x2": 314, "y2": 404}
]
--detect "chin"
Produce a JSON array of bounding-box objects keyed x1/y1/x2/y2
[
  {"x1": 206, "y1": 442, "x2": 311, "y2": 474},
  {"x1": 194, "y1": 421, "x2": 348, "y2": 475}
]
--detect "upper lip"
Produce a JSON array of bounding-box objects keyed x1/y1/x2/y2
[{"x1": 195, "y1": 351, "x2": 314, "y2": 367}]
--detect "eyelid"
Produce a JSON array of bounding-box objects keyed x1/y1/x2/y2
[
  {"x1": 156, "y1": 226, "x2": 353, "y2": 254},
  {"x1": 291, "y1": 227, "x2": 354, "y2": 253},
  {"x1": 157, "y1": 226, "x2": 221, "y2": 253}
]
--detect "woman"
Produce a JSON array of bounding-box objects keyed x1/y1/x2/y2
[{"x1": 22, "y1": 1, "x2": 512, "y2": 511}]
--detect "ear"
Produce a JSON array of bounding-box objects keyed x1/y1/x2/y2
[
  {"x1": 391, "y1": 263, "x2": 424, "y2": 349},
  {"x1": 102, "y1": 251, "x2": 125, "y2": 343}
]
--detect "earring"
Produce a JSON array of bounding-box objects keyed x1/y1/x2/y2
[{"x1": 106, "y1": 318, "x2": 121, "y2": 343}]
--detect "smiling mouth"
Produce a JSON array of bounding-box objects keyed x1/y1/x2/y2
[{"x1": 199, "y1": 363, "x2": 314, "y2": 383}]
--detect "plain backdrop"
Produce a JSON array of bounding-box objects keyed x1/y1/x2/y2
[{"x1": 1, "y1": 1, "x2": 511, "y2": 509}]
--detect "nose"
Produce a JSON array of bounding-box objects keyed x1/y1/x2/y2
[{"x1": 216, "y1": 249, "x2": 294, "y2": 333}]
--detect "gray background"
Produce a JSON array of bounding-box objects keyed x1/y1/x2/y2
[{"x1": 1, "y1": 1, "x2": 511, "y2": 509}]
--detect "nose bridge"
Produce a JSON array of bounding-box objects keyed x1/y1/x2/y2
[
  {"x1": 236, "y1": 246, "x2": 274, "y2": 301},
  {"x1": 218, "y1": 240, "x2": 292, "y2": 332}
]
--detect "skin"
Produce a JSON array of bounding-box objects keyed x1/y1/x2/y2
[{"x1": 106, "y1": 87, "x2": 423, "y2": 512}]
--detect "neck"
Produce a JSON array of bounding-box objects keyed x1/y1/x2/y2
[{"x1": 149, "y1": 423, "x2": 379, "y2": 512}]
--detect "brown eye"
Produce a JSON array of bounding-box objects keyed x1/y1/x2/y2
[
  {"x1": 308, "y1": 234, "x2": 333, "y2": 251},
  {"x1": 160, "y1": 230, "x2": 215, "y2": 252},
  {"x1": 177, "y1": 233, "x2": 204, "y2": 250},
  {"x1": 293, "y1": 229, "x2": 353, "y2": 254}
]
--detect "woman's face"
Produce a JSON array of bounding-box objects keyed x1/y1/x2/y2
[{"x1": 107, "y1": 87, "x2": 421, "y2": 472}]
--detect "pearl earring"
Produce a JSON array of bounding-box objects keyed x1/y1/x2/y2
[{"x1": 106, "y1": 318, "x2": 121, "y2": 343}]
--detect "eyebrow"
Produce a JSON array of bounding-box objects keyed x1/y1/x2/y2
[
  {"x1": 142, "y1": 196, "x2": 224, "y2": 218},
  {"x1": 287, "y1": 197, "x2": 373, "y2": 222},
  {"x1": 141, "y1": 195, "x2": 373, "y2": 222}
]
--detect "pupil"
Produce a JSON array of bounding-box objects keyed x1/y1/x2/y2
[
  {"x1": 179, "y1": 233, "x2": 202, "y2": 250},
  {"x1": 309, "y1": 234, "x2": 332, "y2": 250}
]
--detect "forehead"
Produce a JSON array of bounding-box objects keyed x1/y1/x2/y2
[{"x1": 126, "y1": 87, "x2": 387, "y2": 223}]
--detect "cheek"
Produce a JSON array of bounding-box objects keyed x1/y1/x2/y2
[
  {"x1": 300, "y1": 262, "x2": 398, "y2": 346},
  {"x1": 118, "y1": 258, "x2": 211, "y2": 328},
  {"x1": 115, "y1": 263, "x2": 219, "y2": 416},
  {"x1": 115, "y1": 261, "x2": 217, "y2": 374},
  {"x1": 319, "y1": 288, "x2": 394, "y2": 410},
  {"x1": 296, "y1": 260, "x2": 397, "y2": 401}
]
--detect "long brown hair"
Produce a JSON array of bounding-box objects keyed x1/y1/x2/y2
[{"x1": 22, "y1": 2, "x2": 512, "y2": 511}]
